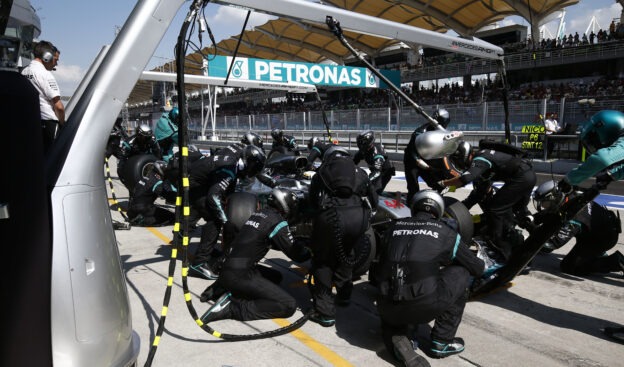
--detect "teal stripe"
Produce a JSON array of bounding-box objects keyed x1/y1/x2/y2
[
  {"x1": 473, "y1": 157, "x2": 492, "y2": 167},
  {"x1": 152, "y1": 181, "x2": 163, "y2": 192},
  {"x1": 217, "y1": 168, "x2": 236, "y2": 178},
  {"x1": 374, "y1": 154, "x2": 385, "y2": 160},
  {"x1": 313, "y1": 146, "x2": 321, "y2": 154},
  {"x1": 269, "y1": 221, "x2": 288, "y2": 238},
  {"x1": 452, "y1": 234, "x2": 461, "y2": 260}
]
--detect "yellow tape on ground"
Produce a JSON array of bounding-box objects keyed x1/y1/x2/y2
[{"x1": 273, "y1": 318, "x2": 353, "y2": 366}]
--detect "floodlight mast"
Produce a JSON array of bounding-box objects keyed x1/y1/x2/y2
[{"x1": 214, "y1": 0, "x2": 504, "y2": 60}]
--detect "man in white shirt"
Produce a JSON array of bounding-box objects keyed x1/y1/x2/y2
[
  {"x1": 544, "y1": 113, "x2": 562, "y2": 157},
  {"x1": 21, "y1": 40, "x2": 65, "y2": 154}
]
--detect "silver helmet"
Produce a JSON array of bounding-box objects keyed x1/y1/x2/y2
[
  {"x1": 532, "y1": 180, "x2": 565, "y2": 212},
  {"x1": 409, "y1": 189, "x2": 445, "y2": 218}
]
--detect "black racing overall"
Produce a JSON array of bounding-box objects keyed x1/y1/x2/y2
[
  {"x1": 308, "y1": 154, "x2": 371, "y2": 319},
  {"x1": 376, "y1": 213, "x2": 484, "y2": 348}
]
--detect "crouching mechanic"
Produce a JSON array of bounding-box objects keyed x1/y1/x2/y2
[
  {"x1": 127, "y1": 161, "x2": 177, "y2": 226},
  {"x1": 532, "y1": 180, "x2": 624, "y2": 276},
  {"x1": 200, "y1": 188, "x2": 311, "y2": 323},
  {"x1": 188, "y1": 145, "x2": 268, "y2": 280},
  {"x1": 547, "y1": 110, "x2": 624, "y2": 345},
  {"x1": 376, "y1": 190, "x2": 484, "y2": 365}
]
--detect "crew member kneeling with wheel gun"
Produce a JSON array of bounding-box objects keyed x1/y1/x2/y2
[
  {"x1": 199, "y1": 188, "x2": 311, "y2": 323},
  {"x1": 376, "y1": 190, "x2": 485, "y2": 366}
]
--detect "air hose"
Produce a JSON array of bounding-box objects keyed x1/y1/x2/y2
[
  {"x1": 326, "y1": 199, "x2": 369, "y2": 267},
  {"x1": 104, "y1": 157, "x2": 130, "y2": 227},
  {"x1": 144, "y1": 3, "x2": 309, "y2": 365}
]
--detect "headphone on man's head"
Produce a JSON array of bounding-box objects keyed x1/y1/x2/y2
[
  {"x1": 42, "y1": 50, "x2": 53, "y2": 63},
  {"x1": 35, "y1": 41, "x2": 57, "y2": 63}
]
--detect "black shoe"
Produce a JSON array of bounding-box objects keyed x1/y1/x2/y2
[
  {"x1": 308, "y1": 311, "x2": 335, "y2": 327},
  {"x1": 430, "y1": 337, "x2": 465, "y2": 358},
  {"x1": 519, "y1": 260, "x2": 533, "y2": 275},
  {"x1": 200, "y1": 283, "x2": 227, "y2": 303},
  {"x1": 189, "y1": 262, "x2": 219, "y2": 280},
  {"x1": 392, "y1": 335, "x2": 431, "y2": 367},
  {"x1": 201, "y1": 292, "x2": 232, "y2": 323}
]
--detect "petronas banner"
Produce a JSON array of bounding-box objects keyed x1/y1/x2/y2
[{"x1": 208, "y1": 55, "x2": 400, "y2": 89}]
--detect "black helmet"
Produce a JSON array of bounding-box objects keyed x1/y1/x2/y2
[
  {"x1": 242, "y1": 145, "x2": 266, "y2": 177},
  {"x1": 169, "y1": 107, "x2": 180, "y2": 125},
  {"x1": 532, "y1": 180, "x2": 564, "y2": 212},
  {"x1": 241, "y1": 132, "x2": 264, "y2": 148},
  {"x1": 322, "y1": 145, "x2": 350, "y2": 162},
  {"x1": 356, "y1": 130, "x2": 375, "y2": 151},
  {"x1": 267, "y1": 187, "x2": 299, "y2": 220},
  {"x1": 451, "y1": 141, "x2": 472, "y2": 170},
  {"x1": 308, "y1": 136, "x2": 320, "y2": 150},
  {"x1": 433, "y1": 108, "x2": 450, "y2": 128},
  {"x1": 271, "y1": 128, "x2": 283, "y2": 141},
  {"x1": 409, "y1": 189, "x2": 445, "y2": 218},
  {"x1": 137, "y1": 124, "x2": 153, "y2": 137}
]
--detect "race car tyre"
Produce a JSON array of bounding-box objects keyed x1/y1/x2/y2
[
  {"x1": 117, "y1": 154, "x2": 159, "y2": 193},
  {"x1": 443, "y1": 196, "x2": 474, "y2": 241},
  {"x1": 353, "y1": 226, "x2": 376, "y2": 277}
]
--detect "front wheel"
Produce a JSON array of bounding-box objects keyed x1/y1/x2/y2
[{"x1": 443, "y1": 196, "x2": 474, "y2": 241}]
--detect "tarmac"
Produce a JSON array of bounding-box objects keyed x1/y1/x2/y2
[{"x1": 108, "y1": 157, "x2": 624, "y2": 367}]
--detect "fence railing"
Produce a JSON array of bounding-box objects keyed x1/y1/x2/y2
[
  {"x1": 190, "y1": 98, "x2": 623, "y2": 134},
  {"x1": 191, "y1": 128, "x2": 581, "y2": 162}
]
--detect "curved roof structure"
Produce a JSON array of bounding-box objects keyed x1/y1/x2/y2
[{"x1": 127, "y1": 0, "x2": 580, "y2": 105}]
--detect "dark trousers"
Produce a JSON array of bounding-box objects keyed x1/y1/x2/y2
[
  {"x1": 41, "y1": 119, "x2": 58, "y2": 154},
  {"x1": 484, "y1": 168, "x2": 536, "y2": 260},
  {"x1": 310, "y1": 203, "x2": 368, "y2": 317},
  {"x1": 561, "y1": 226, "x2": 620, "y2": 275},
  {"x1": 404, "y1": 157, "x2": 420, "y2": 204},
  {"x1": 377, "y1": 265, "x2": 471, "y2": 346},
  {"x1": 194, "y1": 219, "x2": 222, "y2": 264},
  {"x1": 219, "y1": 267, "x2": 297, "y2": 321},
  {"x1": 127, "y1": 205, "x2": 175, "y2": 227}
]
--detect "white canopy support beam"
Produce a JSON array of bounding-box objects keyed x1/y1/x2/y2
[
  {"x1": 141, "y1": 70, "x2": 318, "y2": 93},
  {"x1": 214, "y1": 0, "x2": 504, "y2": 60}
]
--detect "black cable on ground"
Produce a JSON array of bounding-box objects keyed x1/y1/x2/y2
[
  {"x1": 104, "y1": 157, "x2": 131, "y2": 228},
  {"x1": 145, "y1": 3, "x2": 311, "y2": 365}
]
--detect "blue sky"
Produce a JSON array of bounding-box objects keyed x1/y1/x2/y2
[{"x1": 30, "y1": 0, "x2": 622, "y2": 96}]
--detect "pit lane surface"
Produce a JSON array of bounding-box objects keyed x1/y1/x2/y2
[{"x1": 109, "y1": 159, "x2": 624, "y2": 367}]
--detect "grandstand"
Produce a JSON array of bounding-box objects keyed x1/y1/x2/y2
[{"x1": 123, "y1": 1, "x2": 623, "y2": 161}]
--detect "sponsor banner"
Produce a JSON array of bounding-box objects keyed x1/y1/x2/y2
[{"x1": 208, "y1": 55, "x2": 400, "y2": 88}]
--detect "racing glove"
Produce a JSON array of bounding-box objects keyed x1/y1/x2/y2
[{"x1": 595, "y1": 171, "x2": 614, "y2": 190}]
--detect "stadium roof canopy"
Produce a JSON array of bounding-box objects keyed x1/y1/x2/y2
[{"x1": 127, "y1": 0, "x2": 579, "y2": 105}]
